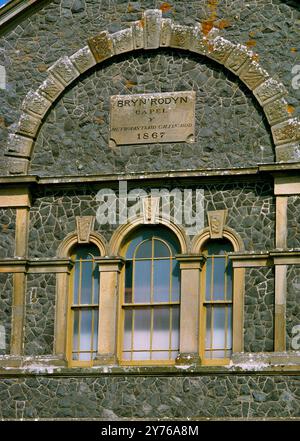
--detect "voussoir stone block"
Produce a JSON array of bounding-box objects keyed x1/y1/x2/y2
[
  {"x1": 264, "y1": 98, "x2": 291, "y2": 125},
  {"x1": 253, "y1": 78, "x2": 286, "y2": 106},
  {"x1": 160, "y1": 18, "x2": 172, "y2": 47},
  {"x1": 8, "y1": 158, "x2": 29, "y2": 175},
  {"x1": 190, "y1": 26, "x2": 209, "y2": 55},
  {"x1": 48, "y1": 56, "x2": 80, "y2": 86},
  {"x1": 87, "y1": 31, "x2": 114, "y2": 63},
  {"x1": 111, "y1": 28, "x2": 134, "y2": 55},
  {"x1": 17, "y1": 113, "x2": 41, "y2": 138},
  {"x1": 276, "y1": 143, "x2": 300, "y2": 162},
  {"x1": 37, "y1": 75, "x2": 65, "y2": 102},
  {"x1": 206, "y1": 36, "x2": 235, "y2": 64},
  {"x1": 224, "y1": 44, "x2": 252, "y2": 74},
  {"x1": 143, "y1": 9, "x2": 162, "y2": 49},
  {"x1": 21, "y1": 91, "x2": 52, "y2": 119},
  {"x1": 131, "y1": 20, "x2": 144, "y2": 50},
  {"x1": 5, "y1": 134, "x2": 33, "y2": 158},
  {"x1": 70, "y1": 45, "x2": 96, "y2": 74},
  {"x1": 271, "y1": 118, "x2": 300, "y2": 146},
  {"x1": 170, "y1": 24, "x2": 193, "y2": 50},
  {"x1": 239, "y1": 61, "x2": 270, "y2": 90}
]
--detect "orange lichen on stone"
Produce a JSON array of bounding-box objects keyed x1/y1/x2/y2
[
  {"x1": 251, "y1": 54, "x2": 260, "y2": 62},
  {"x1": 287, "y1": 104, "x2": 295, "y2": 114},
  {"x1": 290, "y1": 47, "x2": 298, "y2": 53},
  {"x1": 37, "y1": 64, "x2": 48, "y2": 73},
  {"x1": 246, "y1": 40, "x2": 257, "y2": 47},
  {"x1": 125, "y1": 80, "x2": 137, "y2": 89},
  {"x1": 127, "y1": 3, "x2": 134, "y2": 13},
  {"x1": 160, "y1": 2, "x2": 172, "y2": 13},
  {"x1": 202, "y1": 20, "x2": 214, "y2": 36},
  {"x1": 216, "y1": 18, "x2": 231, "y2": 29}
]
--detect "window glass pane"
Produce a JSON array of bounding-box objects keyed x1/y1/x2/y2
[
  {"x1": 171, "y1": 306, "x2": 180, "y2": 350},
  {"x1": 171, "y1": 261, "x2": 180, "y2": 302},
  {"x1": 205, "y1": 306, "x2": 212, "y2": 349},
  {"x1": 134, "y1": 260, "x2": 151, "y2": 303},
  {"x1": 73, "y1": 261, "x2": 80, "y2": 305},
  {"x1": 125, "y1": 261, "x2": 133, "y2": 303},
  {"x1": 213, "y1": 257, "x2": 226, "y2": 301},
  {"x1": 225, "y1": 259, "x2": 233, "y2": 301},
  {"x1": 81, "y1": 261, "x2": 94, "y2": 304},
  {"x1": 152, "y1": 307, "x2": 170, "y2": 350},
  {"x1": 80, "y1": 309, "x2": 92, "y2": 351},
  {"x1": 205, "y1": 258, "x2": 212, "y2": 301},
  {"x1": 79, "y1": 352, "x2": 92, "y2": 361},
  {"x1": 153, "y1": 260, "x2": 170, "y2": 302},
  {"x1": 152, "y1": 351, "x2": 169, "y2": 360},
  {"x1": 154, "y1": 240, "x2": 170, "y2": 258},
  {"x1": 123, "y1": 309, "x2": 133, "y2": 351},
  {"x1": 226, "y1": 306, "x2": 232, "y2": 350},
  {"x1": 132, "y1": 351, "x2": 150, "y2": 360},
  {"x1": 133, "y1": 309, "x2": 151, "y2": 350},
  {"x1": 212, "y1": 306, "x2": 226, "y2": 350},
  {"x1": 206, "y1": 240, "x2": 233, "y2": 255},
  {"x1": 135, "y1": 240, "x2": 152, "y2": 258},
  {"x1": 93, "y1": 263, "x2": 100, "y2": 304},
  {"x1": 93, "y1": 309, "x2": 99, "y2": 352},
  {"x1": 72, "y1": 309, "x2": 79, "y2": 352}
]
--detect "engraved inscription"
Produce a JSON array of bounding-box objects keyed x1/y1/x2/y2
[{"x1": 110, "y1": 91, "x2": 195, "y2": 145}]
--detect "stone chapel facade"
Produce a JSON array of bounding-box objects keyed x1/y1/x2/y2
[{"x1": 0, "y1": 0, "x2": 300, "y2": 419}]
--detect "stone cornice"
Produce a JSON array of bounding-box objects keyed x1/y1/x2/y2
[
  {"x1": 229, "y1": 250, "x2": 300, "y2": 267},
  {"x1": 0, "y1": 257, "x2": 74, "y2": 273}
]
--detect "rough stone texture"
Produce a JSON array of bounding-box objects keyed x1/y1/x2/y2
[
  {"x1": 24, "y1": 274, "x2": 56, "y2": 356},
  {"x1": 28, "y1": 179, "x2": 275, "y2": 257},
  {"x1": 244, "y1": 267, "x2": 275, "y2": 352},
  {"x1": 0, "y1": 273, "x2": 13, "y2": 356},
  {"x1": 0, "y1": 208, "x2": 16, "y2": 258},
  {"x1": 287, "y1": 196, "x2": 300, "y2": 248},
  {"x1": 29, "y1": 50, "x2": 274, "y2": 176},
  {"x1": 1, "y1": 0, "x2": 299, "y2": 175},
  {"x1": 286, "y1": 266, "x2": 300, "y2": 351},
  {"x1": 0, "y1": 374, "x2": 299, "y2": 419}
]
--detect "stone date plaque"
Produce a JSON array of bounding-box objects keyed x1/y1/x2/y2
[{"x1": 109, "y1": 91, "x2": 195, "y2": 146}]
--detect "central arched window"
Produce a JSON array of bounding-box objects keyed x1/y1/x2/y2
[
  {"x1": 120, "y1": 226, "x2": 181, "y2": 364},
  {"x1": 201, "y1": 239, "x2": 234, "y2": 364},
  {"x1": 67, "y1": 243, "x2": 100, "y2": 366}
]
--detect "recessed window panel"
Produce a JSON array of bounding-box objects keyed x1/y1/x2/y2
[
  {"x1": 205, "y1": 258, "x2": 212, "y2": 301},
  {"x1": 171, "y1": 261, "x2": 180, "y2": 302},
  {"x1": 133, "y1": 309, "x2": 151, "y2": 350},
  {"x1": 171, "y1": 306, "x2": 180, "y2": 350},
  {"x1": 152, "y1": 307, "x2": 170, "y2": 350},
  {"x1": 213, "y1": 257, "x2": 226, "y2": 301},
  {"x1": 125, "y1": 261, "x2": 133, "y2": 303},
  {"x1": 135, "y1": 240, "x2": 152, "y2": 258},
  {"x1": 154, "y1": 240, "x2": 170, "y2": 258},
  {"x1": 134, "y1": 260, "x2": 151, "y2": 303},
  {"x1": 81, "y1": 261, "x2": 94, "y2": 304},
  {"x1": 153, "y1": 260, "x2": 170, "y2": 302},
  {"x1": 124, "y1": 309, "x2": 133, "y2": 351}
]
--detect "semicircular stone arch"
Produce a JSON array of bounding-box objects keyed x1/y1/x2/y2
[{"x1": 5, "y1": 8, "x2": 300, "y2": 175}]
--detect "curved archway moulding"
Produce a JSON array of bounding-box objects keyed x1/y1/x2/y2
[{"x1": 5, "y1": 9, "x2": 300, "y2": 175}]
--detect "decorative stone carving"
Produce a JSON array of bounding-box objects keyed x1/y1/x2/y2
[
  {"x1": 160, "y1": 18, "x2": 172, "y2": 47},
  {"x1": 207, "y1": 36, "x2": 235, "y2": 64},
  {"x1": 208, "y1": 210, "x2": 228, "y2": 239},
  {"x1": 8, "y1": 158, "x2": 29, "y2": 175},
  {"x1": 190, "y1": 26, "x2": 209, "y2": 55},
  {"x1": 142, "y1": 196, "x2": 160, "y2": 224},
  {"x1": 253, "y1": 78, "x2": 286, "y2": 106},
  {"x1": 264, "y1": 98, "x2": 290, "y2": 125},
  {"x1": 17, "y1": 113, "x2": 41, "y2": 138},
  {"x1": 224, "y1": 44, "x2": 252, "y2": 74},
  {"x1": 87, "y1": 31, "x2": 114, "y2": 63},
  {"x1": 131, "y1": 20, "x2": 144, "y2": 50},
  {"x1": 239, "y1": 61, "x2": 270, "y2": 90},
  {"x1": 276, "y1": 143, "x2": 300, "y2": 162},
  {"x1": 143, "y1": 9, "x2": 162, "y2": 49},
  {"x1": 111, "y1": 28, "x2": 134, "y2": 55},
  {"x1": 21, "y1": 91, "x2": 52, "y2": 119},
  {"x1": 5, "y1": 134, "x2": 33, "y2": 158},
  {"x1": 70, "y1": 46, "x2": 96, "y2": 74},
  {"x1": 48, "y1": 56, "x2": 80, "y2": 86},
  {"x1": 76, "y1": 216, "x2": 95, "y2": 243},
  {"x1": 170, "y1": 24, "x2": 193, "y2": 50},
  {"x1": 37, "y1": 75, "x2": 65, "y2": 102},
  {"x1": 271, "y1": 119, "x2": 300, "y2": 146}
]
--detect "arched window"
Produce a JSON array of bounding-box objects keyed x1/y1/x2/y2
[
  {"x1": 201, "y1": 239, "x2": 234, "y2": 364},
  {"x1": 67, "y1": 243, "x2": 100, "y2": 366},
  {"x1": 120, "y1": 226, "x2": 181, "y2": 364}
]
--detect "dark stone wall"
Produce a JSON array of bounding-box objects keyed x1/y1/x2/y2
[
  {"x1": 0, "y1": 272, "x2": 13, "y2": 355},
  {"x1": 244, "y1": 267, "x2": 275, "y2": 352},
  {"x1": 24, "y1": 273, "x2": 56, "y2": 356},
  {"x1": 286, "y1": 265, "x2": 300, "y2": 351},
  {"x1": 0, "y1": 374, "x2": 299, "y2": 419},
  {"x1": 27, "y1": 180, "x2": 275, "y2": 257},
  {"x1": 1, "y1": 0, "x2": 300, "y2": 176},
  {"x1": 287, "y1": 196, "x2": 300, "y2": 249},
  {"x1": 0, "y1": 208, "x2": 15, "y2": 258}
]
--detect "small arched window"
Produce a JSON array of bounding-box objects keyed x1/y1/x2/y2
[
  {"x1": 120, "y1": 226, "x2": 181, "y2": 364},
  {"x1": 201, "y1": 239, "x2": 234, "y2": 363},
  {"x1": 67, "y1": 243, "x2": 100, "y2": 366}
]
